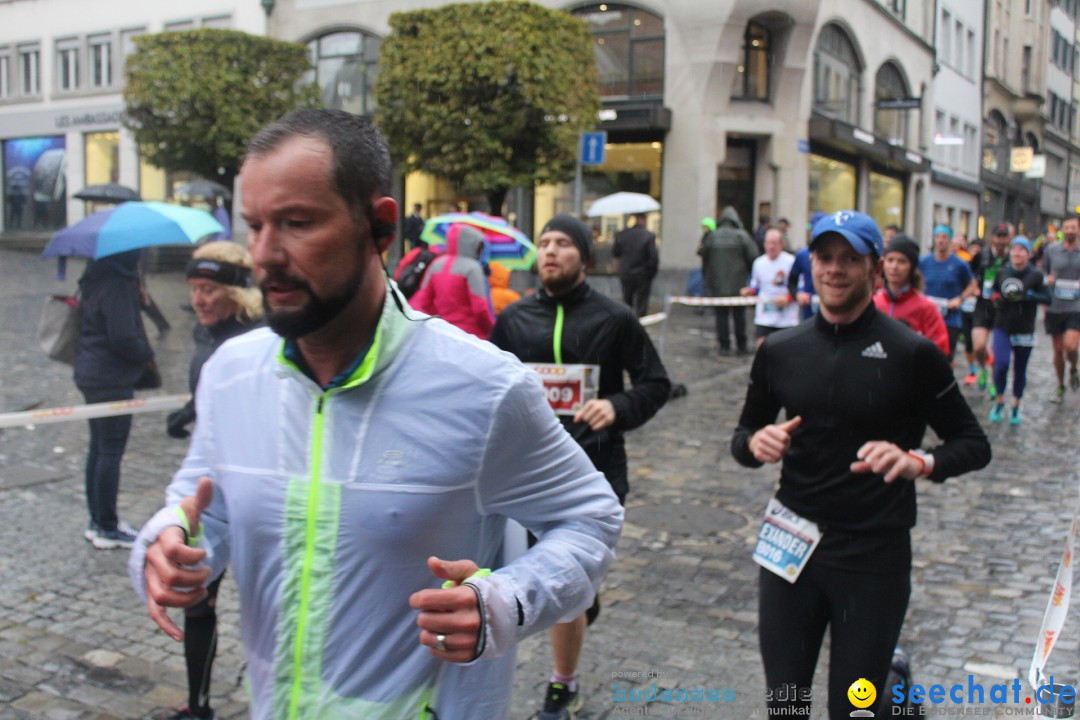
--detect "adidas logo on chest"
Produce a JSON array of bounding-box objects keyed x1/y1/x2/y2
[{"x1": 861, "y1": 341, "x2": 888, "y2": 359}]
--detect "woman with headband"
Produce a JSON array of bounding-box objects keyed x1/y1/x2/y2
[{"x1": 164, "y1": 240, "x2": 263, "y2": 720}]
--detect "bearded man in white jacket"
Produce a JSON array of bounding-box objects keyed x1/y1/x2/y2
[{"x1": 130, "y1": 108, "x2": 623, "y2": 720}]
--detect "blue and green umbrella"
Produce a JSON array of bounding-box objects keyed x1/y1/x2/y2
[{"x1": 42, "y1": 201, "x2": 224, "y2": 260}]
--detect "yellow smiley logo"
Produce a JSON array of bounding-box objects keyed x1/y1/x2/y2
[{"x1": 847, "y1": 678, "x2": 876, "y2": 709}]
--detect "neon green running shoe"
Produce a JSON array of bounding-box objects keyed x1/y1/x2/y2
[{"x1": 976, "y1": 367, "x2": 989, "y2": 390}]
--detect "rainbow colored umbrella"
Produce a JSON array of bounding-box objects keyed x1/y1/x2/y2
[{"x1": 420, "y1": 212, "x2": 536, "y2": 270}]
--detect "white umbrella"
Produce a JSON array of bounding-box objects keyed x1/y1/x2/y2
[{"x1": 585, "y1": 192, "x2": 661, "y2": 217}]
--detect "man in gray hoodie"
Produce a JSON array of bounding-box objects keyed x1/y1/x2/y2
[{"x1": 699, "y1": 206, "x2": 760, "y2": 355}]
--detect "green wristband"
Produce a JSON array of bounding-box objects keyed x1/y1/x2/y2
[{"x1": 442, "y1": 568, "x2": 492, "y2": 589}]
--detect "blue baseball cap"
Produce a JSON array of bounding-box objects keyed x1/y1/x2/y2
[
  {"x1": 1011, "y1": 236, "x2": 1032, "y2": 253},
  {"x1": 810, "y1": 210, "x2": 885, "y2": 258}
]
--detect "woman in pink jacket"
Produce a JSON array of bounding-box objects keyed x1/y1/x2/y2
[
  {"x1": 408, "y1": 223, "x2": 495, "y2": 339},
  {"x1": 873, "y1": 234, "x2": 950, "y2": 356}
]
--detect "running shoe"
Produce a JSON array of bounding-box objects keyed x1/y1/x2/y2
[
  {"x1": 988, "y1": 383, "x2": 998, "y2": 401},
  {"x1": 536, "y1": 682, "x2": 582, "y2": 720},
  {"x1": 976, "y1": 368, "x2": 989, "y2": 390},
  {"x1": 1052, "y1": 386, "x2": 1066, "y2": 404},
  {"x1": 88, "y1": 526, "x2": 136, "y2": 550},
  {"x1": 166, "y1": 708, "x2": 216, "y2": 720},
  {"x1": 988, "y1": 404, "x2": 1004, "y2": 423},
  {"x1": 963, "y1": 373, "x2": 978, "y2": 385},
  {"x1": 85, "y1": 520, "x2": 139, "y2": 542},
  {"x1": 1071, "y1": 368, "x2": 1080, "y2": 392},
  {"x1": 1010, "y1": 407, "x2": 1022, "y2": 425}
]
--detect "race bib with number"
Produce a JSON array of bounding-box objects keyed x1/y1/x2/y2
[
  {"x1": 752, "y1": 498, "x2": 822, "y2": 583},
  {"x1": 983, "y1": 278, "x2": 995, "y2": 297},
  {"x1": 525, "y1": 363, "x2": 600, "y2": 416},
  {"x1": 1054, "y1": 279, "x2": 1080, "y2": 301},
  {"x1": 960, "y1": 295, "x2": 977, "y2": 313}
]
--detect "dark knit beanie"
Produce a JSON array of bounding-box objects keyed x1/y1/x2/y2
[
  {"x1": 541, "y1": 214, "x2": 592, "y2": 264},
  {"x1": 886, "y1": 234, "x2": 921, "y2": 267}
]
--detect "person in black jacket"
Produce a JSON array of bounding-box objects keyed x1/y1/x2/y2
[
  {"x1": 490, "y1": 213, "x2": 669, "y2": 720},
  {"x1": 74, "y1": 249, "x2": 155, "y2": 549},
  {"x1": 987, "y1": 236, "x2": 1050, "y2": 425},
  {"x1": 731, "y1": 211, "x2": 990, "y2": 720},
  {"x1": 613, "y1": 212, "x2": 659, "y2": 317},
  {"x1": 163, "y1": 241, "x2": 263, "y2": 720}
]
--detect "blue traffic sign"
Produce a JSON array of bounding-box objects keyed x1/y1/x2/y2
[{"x1": 580, "y1": 131, "x2": 607, "y2": 165}]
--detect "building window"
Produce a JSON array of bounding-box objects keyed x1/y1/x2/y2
[
  {"x1": 3, "y1": 136, "x2": 67, "y2": 231},
  {"x1": 85, "y1": 131, "x2": 120, "y2": 186},
  {"x1": 121, "y1": 28, "x2": 146, "y2": 59},
  {"x1": 889, "y1": 0, "x2": 905, "y2": 19},
  {"x1": 0, "y1": 52, "x2": 9, "y2": 99},
  {"x1": 733, "y1": 22, "x2": 770, "y2": 101},
  {"x1": 869, "y1": 170, "x2": 904, "y2": 230},
  {"x1": 967, "y1": 30, "x2": 975, "y2": 77},
  {"x1": 941, "y1": 10, "x2": 952, "y2": 65},
  {"x1": 89, "y1": 35, "x2": 112, "y2": 88},
  {"x1": 57, "y1": 41, "x2": 79, "y2": 92},
  {"x1": 808, "y1": 154, "x2": 856, "y2": 214},
  {"x1": 201, "y1": 15, "x2": 232, "y2": 29},
  {"x1": 18, "y1": 44, "x2": 39, "y2": 95},
  {"x1": 164, "y1": 19, "x2": 196, "y2": 32},
  {"x1": 983, "y1": 110, "x2": 1008, "y2": 173},
  {"x1": 305, "y1": 30, "x2": 381, "y2": 115},
  {"x1": 573, "y1": 3, "x2": 665, "y2": 100},
  {"x1": 813, "y1": 24, "x2": 861, "y2": 125},
  {"x1": 874, "y1": 62, "x2": 909, "y2": 145}
]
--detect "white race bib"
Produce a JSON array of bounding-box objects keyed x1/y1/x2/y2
[
  {"x1": 525, "y1": 363, "x2": 600, "y2": 416},
  {"x1": 752, "y1": 498, "x2": 822, "y2": 583},
  {"x1": 1054, "y1": 279, "x2": 1080, "y2": 301},
  {"x1": 960, "y1": 295, "x2": 977, "y2": 313}
]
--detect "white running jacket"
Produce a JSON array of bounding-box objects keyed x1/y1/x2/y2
[{"x1": 130, "y1": 287, "x2": 623, "y2": 719}]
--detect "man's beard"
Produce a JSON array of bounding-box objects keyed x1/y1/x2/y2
[{"x1": 261, "y1": 269, "x2": 364, "y2": 340}]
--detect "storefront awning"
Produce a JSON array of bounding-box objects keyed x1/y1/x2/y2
[{"x1": 809, "y1": 113, "x2": 930, "y2": 173}]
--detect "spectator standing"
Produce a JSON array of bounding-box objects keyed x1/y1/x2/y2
[
  {"x1": 75, "y1": 249, "x2": 154, "y2": 549},
  {"x1": 700, "y1": 206, "x2": 759, "y2": 355},
  {"x1": 403, "y1": 202, "x2": 425, "y2": 252},
  {"x1": 613, "y1": 212, "x2": 658, "y2": 317}
]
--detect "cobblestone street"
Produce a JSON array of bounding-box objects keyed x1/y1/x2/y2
[{"x1": 2, "y1": 246, "x2": 1079, "y2": 719}]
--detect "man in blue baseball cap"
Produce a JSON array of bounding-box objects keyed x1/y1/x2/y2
[{"x1": 732, "y1": 209, "x2": 990, "y2": 719}]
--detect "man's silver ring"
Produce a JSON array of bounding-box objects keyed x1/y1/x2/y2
[{"x1": 435, "y1": 633, "x2": 448, "y2": 652}]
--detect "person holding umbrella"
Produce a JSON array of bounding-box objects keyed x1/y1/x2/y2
[{"x1": 75, "y1": 248, "x2": 155, "y2": 549}]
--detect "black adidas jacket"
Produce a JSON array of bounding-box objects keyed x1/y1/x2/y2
[
  {"x1": 732, "y1": 303, "x2": 990, "y2": 569},
  {"x1": 490, "y1": 281, "x2": 670, "y2": 500}
]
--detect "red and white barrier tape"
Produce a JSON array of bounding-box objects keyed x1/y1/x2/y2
[{"x1": 0, "y1": 394, "x2": 190, "y2": 429}]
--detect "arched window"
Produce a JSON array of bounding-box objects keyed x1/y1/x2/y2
[
  {"x1": 813, "y1": 23, "x2": 862, "y2": 124},
  {"x1": 734, "y1": 22, "x2": 771, "y2": 101},
  {"x1": 572, "y1": 3, "x2": 664, "y2": 100},
  {"x1": 305, "y1": 29, "x2": 380, "y2": 115},
  {"x1": 983, "y1": 110, "x2": 1008, "y2": 173},
  {"x1": 874, "y1": 62, "x2": 910, "y2": 145}
]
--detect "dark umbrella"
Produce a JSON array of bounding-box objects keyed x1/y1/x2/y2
[
  {"x1": 175, "y1": 179, "x2": 233, "y2": 202},
  {"x1": 73, "y1": 183, "x2": 141, "y2": 203}
]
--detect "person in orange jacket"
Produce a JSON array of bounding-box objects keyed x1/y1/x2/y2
[{"x1": 488, "y1": 260, "x2": 521, "y2": 315}]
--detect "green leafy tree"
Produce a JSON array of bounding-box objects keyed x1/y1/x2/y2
[
  {"x1": 376, "y1": 1, "x2": 600, "y2": 215},
  {"x1": 123, "y1": 29, "x2": 319, "y2": 197}
]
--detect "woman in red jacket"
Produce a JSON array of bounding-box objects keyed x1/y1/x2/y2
[{"x1": 873, "y1": 235, "x2": 950, "y2": 356}]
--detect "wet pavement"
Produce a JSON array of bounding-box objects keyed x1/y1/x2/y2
[{"x1": 1, "y1": 246, "x2": 1079, "y2": 719}]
